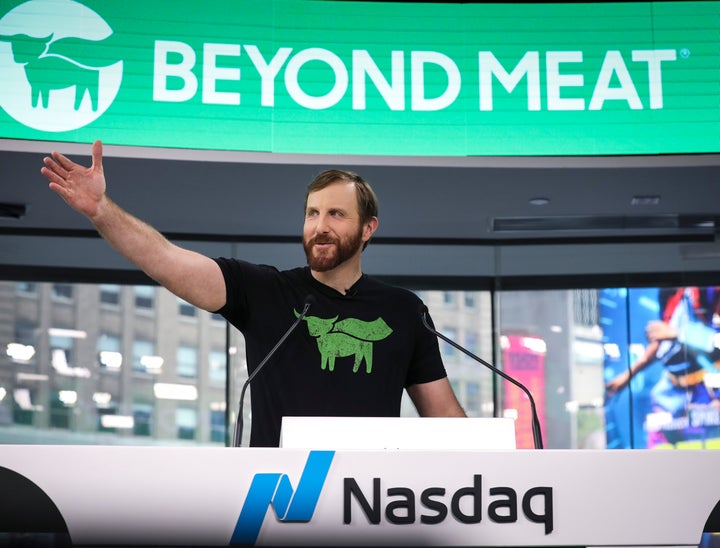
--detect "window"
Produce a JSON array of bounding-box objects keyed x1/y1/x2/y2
[
  {"x1": 99, "y1": 284, "x2": 121, "y2": 306},
  {"x1": 15, "y1": 282, "x2": 37, "y2": 295},
  {"x1": 208, "y1": 349, "x2": 226, "y2": 385},
  {"x1": 133, "y1": 339, "x2": 161, "y2": 374},
  {"x1": 176, "y1": 345, "x2": 198, "y2": 378},
  {"x1": 49, "y1": 389, "x2": 75, "y2": 429},
  {"x1": 49, "y1": 333, "x2": 74, "y2": 370},
  {"x1": 210, "y1": 407, "x2": 225, "y2": 443},
  {"x1": 465, "y1": 382, "x2": 480, "y2": 415},
  {"x1": 440, "y1": 327, "x2": 456, "y2": 357},
  {"x1": 9, "y1": 322, "x2": 37, "y2": 363},
  {"x1": 134, "y1": 286, "x2": 155, "y2": 310},
  {"x1": 133, "y1": 402, "x2": 153, "y2": 437},
  {"x1": 97, "y1": 333, "x2": 122, "y2": 370},
  {"x1": 52, "y1": 283, "x2": 73, "y2": 301},
  {"x1": 176, "y1": 407, "x2": 197, "y2": 440},
  {"x1": 178, "y1": 297, "x2": 197, "y2": 318},
  {"x1": 464, "y1": 332, "x2": 478, "y2": 355}
]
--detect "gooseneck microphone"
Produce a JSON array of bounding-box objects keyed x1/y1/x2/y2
[
  {"x1": 420, "y1": 305, "x2": 544, "y2": 450},
  {"x1": 232, "y1": 295, "x2": 316, "y2": 447}
]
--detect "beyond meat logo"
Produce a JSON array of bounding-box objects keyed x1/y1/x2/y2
[{"x1": 0, "y1": 0, "x2": 122, "y2": 132}]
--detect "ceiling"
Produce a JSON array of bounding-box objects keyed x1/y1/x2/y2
[{"x1": 1, "y1": 138, "x2": 719, "y2": 288}]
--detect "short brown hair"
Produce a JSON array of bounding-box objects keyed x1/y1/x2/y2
[{"x1": 305, "y1": 169, "x2": 379, "y2": 225}]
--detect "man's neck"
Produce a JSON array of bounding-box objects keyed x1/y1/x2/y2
[{"x1": 311, "y1": 261, "x2": 362, "y2": 295}]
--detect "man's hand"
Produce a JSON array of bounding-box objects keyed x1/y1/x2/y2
[{"x1": 41, "y1": 140, "x2": 107, "y2": 220}]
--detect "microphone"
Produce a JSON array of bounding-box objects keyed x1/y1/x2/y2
[
  {"x1": 232, "y1": 295, "x2": 316, "y2": 447},
  {"x1": 419, "y1": 305, "x2": 544, "y2": 450}
]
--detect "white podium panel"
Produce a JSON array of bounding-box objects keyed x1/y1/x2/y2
[
  {"x1": 0, "y1": 446, "x2": 718, "y2": 547},
  {"x1": 280, "y1": 416, "x2": 517, "y2": 450}
]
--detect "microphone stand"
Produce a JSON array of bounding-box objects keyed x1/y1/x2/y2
[
  {"x1": 421, "y1": 309, "x2": 544, "y2": 449},
  {"x1": 232, "y1": 298, "x2": 314, "y2": 447}
]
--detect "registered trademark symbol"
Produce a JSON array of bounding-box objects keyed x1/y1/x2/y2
[{"x1": 680, "y1": 48, "x2": 691, "y2": 59}]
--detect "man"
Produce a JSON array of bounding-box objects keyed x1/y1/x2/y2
[{"x1": 41, "y1": 141, "x2": 466, "y2": 446}]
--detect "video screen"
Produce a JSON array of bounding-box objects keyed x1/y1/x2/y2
[{"x1": 601, "y1": 286, "x2": 720, "y2": 449}]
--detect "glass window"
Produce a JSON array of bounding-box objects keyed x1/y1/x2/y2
[
  {"x1": 99, "y1": 284, "x2": 121, "y2": 306},
  {"x1": 49, "y1": 389, "x2": 75, "y2": 429},
  {"x1": 465, "y1": 382, "x2": 480, "y2": 415},
  {"x1": 15, "y1": 282, "x2": 37, "y2": 295},
  {"x1": 176, "y1": 407, "x2": 197, "y2": 440},
  {"x1": 464, "y1": 332, "x2": 477, "y2": 355},
  {"x1": 2, "y1": 278, "x2": 717, "y2": 452},
  {"x1": 49, "y1": 333, "x2": 74, "y2": 370},
  {"x1": 97, "y1": 333, "x2": 122, "y2": 370},
  {"x1": 133, "y1": 339, "x2": 161, "y2": 374},
  {"x1": 210, "y1": 407, "x2": 226, "y2": 443},
  {"x1": 133, "y1": 402, "x2": 153, "y2": 437},
  {"x1": 440, "y1": 327, "x2": 456, "y2": 358},
  {"x1": 52, "y1": 283, "x2": 73, "y2": 301},
  {"x1": 178, "y1": 297, "x2": 197, "y2": 318},
  {"x1": 177, "y1": 345, "x2": 198, "y2": 378},
  {"x1": 209, "y1": 349, "x2": 226, "y2": 385},
  {"x1": 134, "y1": 285, "x2": 155, "y2": 310},
  {"x1": 9, "y1": 322, "x2": 37, "y2": 363}
]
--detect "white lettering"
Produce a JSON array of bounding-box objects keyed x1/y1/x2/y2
[
  {"x1": 411, "y1": 51, "x2": 460, "y2": 111},
  {"x1": 589, "y1": 50, "x2": 641, "y2": 110},
  {"x1": 153, "y1": 40, "x2": 197, "y2": 102},
  {"x1": 632, "y1": 49, "x2": 676, "y2": 109},
  {"x1": 546, "y1": 51, "x2": 584, "y2": 111},
  {"x1": 244, "y1": 45, "x2": 292, "y2": 107},
  {"x1": 285, "y1": 48, "x2": 348, "y2": 109},
  {"x1": 479, "y1": 51, "x2": 540, "y2": 111},
  {"x1": 352, "y1": 50, "x2": 405, "y2": 111},
  {"x1": 202, "y1": 43, "x2": 241, "y2": 105}
]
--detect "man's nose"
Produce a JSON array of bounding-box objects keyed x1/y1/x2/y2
[{"x1": 315, "y1": 212, "x2": 330, "y2": 233}]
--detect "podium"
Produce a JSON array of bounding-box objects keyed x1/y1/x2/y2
[{"x1": 0, "y1": 424, "x2": 718, "y2": 546}]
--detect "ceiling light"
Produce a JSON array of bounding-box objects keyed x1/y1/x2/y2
[
  {"x1": 529, "y1": 197, "x2": 550, "y2": 206},
  {"x1": 631, "y1": 195, "x2": 661, "y2": 206}
]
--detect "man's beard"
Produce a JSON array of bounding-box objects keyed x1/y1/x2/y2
[{"x1": 303, "y1": 226, "x2": 364, "y2": 272}]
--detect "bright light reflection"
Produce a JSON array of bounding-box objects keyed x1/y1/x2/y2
[
  {"x1": 522, "y1": 337, "x2": 547, "y2": 354},
  {"x1": 101, "y1": 415, "x2": 134, "y2": 429},
  {"x1": 58, "y1": 390, "x2": 77, "y2": 406},
  {"x1": 140, "y1": 355, "x2": 164, "y2": 372},
  {"x1": 48, "y1": 328, "x2": 87, "y2": 339},
  {"x1": 93, "y1": 392, "x2": 112, "y2": 407},
  {"x1": 6, "y1": 343, "x2": 35, "y2": 362},
  {"x1": 153, "y1": 383, "x2": 198, "y2": 401},
  {"x1": 99, "y1": 351, "x2": 122, "y2": 369}
]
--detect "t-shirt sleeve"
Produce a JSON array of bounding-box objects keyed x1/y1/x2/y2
[
  {"x1": 404, "y1": 297, "x2": 449, "y2": 387},
  {"x1": 213, "y1": 257, "x2": 280, "y2": 331}
]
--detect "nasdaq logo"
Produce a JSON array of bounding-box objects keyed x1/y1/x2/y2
[{"x1": 231, "y1": 451, "x2": 334, "y2": 545}]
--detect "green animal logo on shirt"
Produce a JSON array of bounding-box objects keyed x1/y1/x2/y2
[{"x1": 294, "y1": 311, "x2": 393, "y2": 373}]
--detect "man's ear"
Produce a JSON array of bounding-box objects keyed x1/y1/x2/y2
[{"x1": 363, "y1": 216, "x2": 379, "y2": 242}]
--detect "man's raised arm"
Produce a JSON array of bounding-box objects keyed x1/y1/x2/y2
[{"x1": 41, "y1": 140, "x2": 226, "y2": 312}]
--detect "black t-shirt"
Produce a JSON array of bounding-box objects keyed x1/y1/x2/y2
[{"x1": 214, "y1": 258, "x2": 448, "y2": 447}]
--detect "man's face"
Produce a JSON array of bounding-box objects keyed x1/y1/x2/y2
[{"x1": 303, "y1": 181, "x2": 367, "y2": 272}]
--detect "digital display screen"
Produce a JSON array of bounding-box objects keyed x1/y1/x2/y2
[
  {"x1": 601, "y1": 286, "x2": 720, "y2": 449},
  {"x1": 1, "y1": 0, "x2": 719, "y2": 156}
]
